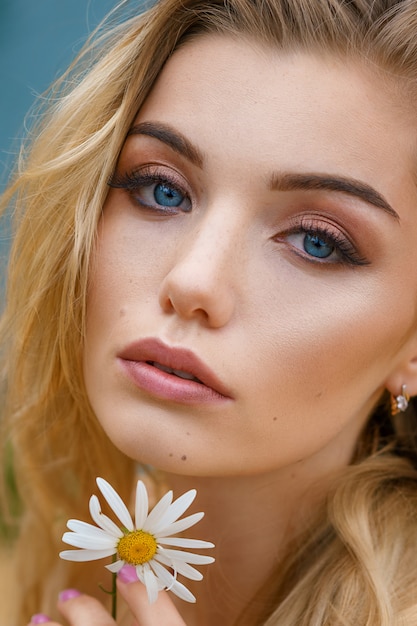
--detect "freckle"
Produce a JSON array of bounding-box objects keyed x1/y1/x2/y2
[
  {"x1": 186, "y1": 432, "x2": 191, "y2": 436},
  {"x1": 272, "y1": 417, "x2": 277, "y2": 422},
  {"x1": 181, "y1": 455, "x2": 187, "y2": 461},
  {"x1": 315, "y1": 391, "x2": 323, "y2": 398},
  {"x1": 169, "y1": 453, "x2": 173, "y2": 457}
]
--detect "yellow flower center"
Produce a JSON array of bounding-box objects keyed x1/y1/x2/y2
[{"x1": 117, "y1": 530, "x2": 158, "y2": 565}]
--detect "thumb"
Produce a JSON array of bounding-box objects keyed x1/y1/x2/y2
[{"x1": 116, "y1": 569, "x2": 187, "y2": 626}]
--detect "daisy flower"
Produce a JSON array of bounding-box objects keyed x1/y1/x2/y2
[{"x1": 60, "y1": 477, "x2": 215, "y2": 604}]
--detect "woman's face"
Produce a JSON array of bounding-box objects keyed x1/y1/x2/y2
[{"x1": 84, "y1": 35, "x2": 417, "y2": 477}]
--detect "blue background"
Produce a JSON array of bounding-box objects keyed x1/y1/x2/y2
[
  {"x1": 0, "y1": 0, "x2": 120, "y2": 183},
  {"x1": 0, "y1": 0, "x2": 142, "y2": 275}
]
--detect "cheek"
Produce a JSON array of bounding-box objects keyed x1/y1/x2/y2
[
  {"x1": 90, "y1": 201, "x2": 188, "y2": 311},
  {"x1": 238, "y1": 278, "x2": 412, "y2": 440},
  {"x1": 86, "y1": 220, "x2": 161, "y2": 324}
]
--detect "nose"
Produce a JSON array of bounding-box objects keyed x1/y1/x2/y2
[{"x1": 158, "y1": 214, "x2": 238, "y2": 328}]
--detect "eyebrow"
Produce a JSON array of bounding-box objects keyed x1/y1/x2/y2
[
  {"x1": 128, "y1": 121, "x2": 399, "y2": 221},
  {"x1": 128, "y1": 121, "x2": 204, "y2": 168},
  {"x1": 270, "y1": 172, "x2": 399, "y2": 220}
]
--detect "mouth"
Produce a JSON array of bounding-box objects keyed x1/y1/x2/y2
[
  {"x1": 146, "y1": 361, "x2": 204, "y2": 384},
  {"x1": 117, "y1": 338, "x2": 232, "y2": 404}
]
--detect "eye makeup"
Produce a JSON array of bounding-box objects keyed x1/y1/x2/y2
[
  {"x1": 275, "y1": 215, "x2": 369, "y2": 267},
  {"x1": 108, "y1": 165, "x2": 192, "y2": 215}
]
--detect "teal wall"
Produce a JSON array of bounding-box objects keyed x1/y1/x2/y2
[
  {"x1": 0, "y1": 0, "x2": 120, "y2": 182},
  {"x1": 0, "y1": 0, "x2": 147, "y2": 277}
]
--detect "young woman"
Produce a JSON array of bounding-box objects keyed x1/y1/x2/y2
[{"x1": 2, "y1": 0, "x2": 417, "y2": 624}]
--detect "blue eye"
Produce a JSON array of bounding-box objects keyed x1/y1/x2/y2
[
  {"x1": 277, "y1": 219, "x2": 369, "y2": 267},
  {"x1": 303, "y1": 234, "x2": 334, "y2": 259},
  {"x1": 154, "y1": 183, "x2": 184, "y2": 207},
  {"x1": 108, "y1": 167, "x2": 192, "y2": 214}
]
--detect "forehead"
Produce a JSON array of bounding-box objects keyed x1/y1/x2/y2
[{"x1": 133, "y1": 34, "x2": 417, "y2": 219}]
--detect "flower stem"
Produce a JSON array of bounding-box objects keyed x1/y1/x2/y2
[
  {"x1": 111, "y1": 571, "x2": 117, "y2": 619},
  {"x1": 98, "y1": 559, "x2": 117, "y2": 620}
]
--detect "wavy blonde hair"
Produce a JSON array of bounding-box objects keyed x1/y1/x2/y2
[{"x1": 2, "y1": 0, "x2": 417, "y2": 623}]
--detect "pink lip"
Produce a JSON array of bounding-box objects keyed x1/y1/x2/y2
[{"x1": 117, "y1": 338, "x2": 233, "y2": 405}]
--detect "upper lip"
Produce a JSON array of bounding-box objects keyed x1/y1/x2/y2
[{"x1": 118, "y1": 337, "x2": 233, "y2": 398}]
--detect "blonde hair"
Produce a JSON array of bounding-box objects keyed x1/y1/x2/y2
[{"x1": 2, "y1": 0, "x2": 417, "y2": 623}]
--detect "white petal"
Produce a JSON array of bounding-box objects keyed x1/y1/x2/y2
[
  {"x1": 151, "y1": 489, "x2": 196, "y2": 534},
  {"x1": 156, "y1": 512, "x2": 204, "y2": 537},
  {"x1": 105, "y1": 559, "x2": 125, "y2": 573},
  {"x1": 135, "y1": 564, "x2": 145, "y2": 584},
  {"x1": 143, "y1": 491, "x2": 173, "y2": 532},
  {"x1": 169, "y1": 579, "x2": 196, "y2": 603},
  {"x1": 149, "y1": 559, "x2": 176, "y2": 588},
  {"x1": 62, "y1": 532, "x2": 116, "y2": 550},
  {"x1": 59, "y1": 548, "x2": 116, "y2": 562},
  {"x1": 143, "y1": 562, "x2": 160, "y2": 604},
  {"x1": 135, "y1": 564, "x2": 164, "y2": 589},
  {"x1": 158, "y1": 537, "x2": 214, "y2": 549},
  {"x1": 135, "y1": 480, "x2": 149, "y2": 530},
  {"x1": 66, "y1": 519, "x2": 120, "y2": 541},
  {"x1": 157, "y1": 548, "x2": 215, "y2": 565},
  {"x1": 172, "y1": 561, "x2": 204, "y2": 581},
  {"x1": 96, "y1": 478, "x2": 134, "y2": 532},
  {"x1": 154, "y1": 554, "x2": 203, "y2": 581},
  {"x1": 89, "y1": 495, "x2": 124, "y2": 537}
]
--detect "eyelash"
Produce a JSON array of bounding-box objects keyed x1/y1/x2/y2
[
  {"x1": 108, "y1": 166, "x2": 192, "y2": 215},
  {"x1": 276, "y1": 217, "x2": 370, "y2": 267}
]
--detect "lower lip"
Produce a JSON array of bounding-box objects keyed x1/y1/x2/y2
[{"x1": 119, "y1": 359, "x2": 230, "y2": 405}]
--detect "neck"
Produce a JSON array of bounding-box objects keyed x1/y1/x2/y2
[{"x1": 164, "y1": 463, "x2": 335, "y2": 626}]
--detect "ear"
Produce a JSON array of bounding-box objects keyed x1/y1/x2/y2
[{"x1": 385, "y1": 343, "x2": 417, "y2": 399}]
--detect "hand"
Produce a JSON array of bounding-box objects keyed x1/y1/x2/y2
[{"x1": 27, "y1": 579, "x2": 187, "y2": 626}]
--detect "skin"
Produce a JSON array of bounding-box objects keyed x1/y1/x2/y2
[{"x1": 46, "y1": 35, "x2": 417, "y2": 625}]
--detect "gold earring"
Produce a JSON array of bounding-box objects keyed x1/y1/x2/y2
[{"x1": 390, "y1": 384, "x2": 410, "y2": 416}]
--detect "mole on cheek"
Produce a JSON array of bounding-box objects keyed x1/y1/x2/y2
[{"x1": 181, "y1": 455, "x2": 187, "y2": 461}]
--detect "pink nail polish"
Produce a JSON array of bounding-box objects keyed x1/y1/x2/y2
[
  {"x1": 117, "y1": 564, "x2": 138, "y2": 584},
  {"x1": 58, "y1": 588, "x2": 82, "y2": 602},
  {"x1": 31, "y1": 615, "x2": 50, "y2": 624}
]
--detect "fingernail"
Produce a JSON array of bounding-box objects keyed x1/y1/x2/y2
[
  {"x1": 117, "y1": 564, "x2": 138, "y2": 584},
  {"x1": 31, "y1": 615, "x2": 50, "y2": 624},
  {"x1": 59, "y1": 588, "x2": 82, "y2": 602}
]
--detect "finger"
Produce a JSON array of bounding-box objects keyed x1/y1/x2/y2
[
  {"x1": 27, "y1": 616, "x2": 61, "y2": 626},
  {"x1": 117, "y1": 577, "x2": 187, "y2": 626},
  {"x1": 58, "y1": 590, "x2": 116, "y2": 626}
]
